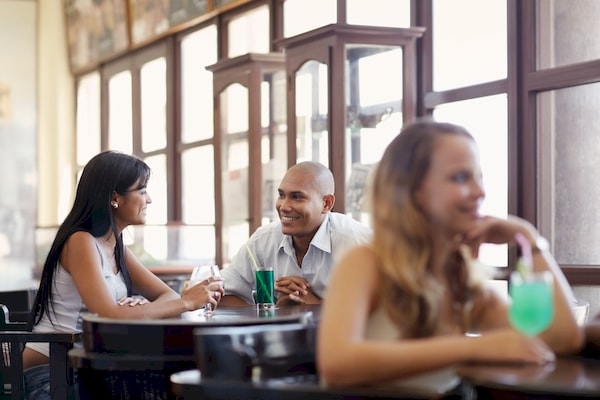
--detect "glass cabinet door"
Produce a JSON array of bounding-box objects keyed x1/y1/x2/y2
[
  {"x1": 345, "y1": 45, "x2": 403, "y2": 222},
  {"x1": 220, "y1": 83, "x2": 250, "y2": 262},
  {"x1": 209, "y1": 53, "x2": 286, "y2": 266},
  {"x1": 294, "y1": 60, "x2": 329, "y2": 166},
  {"x1": 261, "y1": 70, "x2": 287, "y2": 224},
  {"x1": 281, "y1": 24, "x2": 424, "y2": 212}
]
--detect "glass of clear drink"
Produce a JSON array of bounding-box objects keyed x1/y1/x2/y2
[{"x1": 189, "y1": 265, "x2": 223, "y2": 313}]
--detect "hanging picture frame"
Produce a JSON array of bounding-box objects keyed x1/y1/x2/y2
[{"x1": 64, "y1": 0, "x2": 129, "y2": 72}]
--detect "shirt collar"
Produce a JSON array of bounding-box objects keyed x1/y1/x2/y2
[{"x1": 278, "y1": 212, "x2": 332, "y2": 254}]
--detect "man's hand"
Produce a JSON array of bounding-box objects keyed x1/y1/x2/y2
[
  {"x1": 275, "y1": 276, "x2": 321, "y2": 305},
  {"x1": 275, "y1": 275, "x2": 310, "y2": 296},
  {"x1": 276, "y1": 291, "x2": 321, "y2": 306}
]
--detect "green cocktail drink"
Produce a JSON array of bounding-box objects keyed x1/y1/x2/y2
[
  {"x1": 509, "y1": 271, "x2": 554, "y2": 336},
  {"x1": 255, "y1": 267, "x2": 275, "y2": 309}
]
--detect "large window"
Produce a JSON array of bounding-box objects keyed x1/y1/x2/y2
[
  {"x1": 179, "y1": 25, "x2": 218, "y2": 265},
  {"x1": 432, "y1": 0, "x2": 507, "y2": 91},
  {"x1": 70, "y1": 0, "x2": 600, "y2": 298},
  {"x1": 528, "y1": 0, "x2": 600, "y2": 288},
  {"x1": 537, "y1": 84, "x2": 600, "y2": 265},
  {"x1": 434, "y1": 95, "x2": 508, "y2": 267}
]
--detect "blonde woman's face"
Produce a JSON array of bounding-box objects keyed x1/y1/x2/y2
[{"x1": 414, "y1": 135, "x2": 485, "y2": 236}]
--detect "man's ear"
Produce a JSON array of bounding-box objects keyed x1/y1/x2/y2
[{"x1": 323, "y1": 194, "x2": 335, "y2": 213}]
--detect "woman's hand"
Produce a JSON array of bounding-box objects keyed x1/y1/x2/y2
[
  {"x1": 462, "y1": 215, "x2": 538, "y2": 257},
  {"x1": 180, "y1": 278, "x2": 225, "y2": 311},
  {"x1": 117, "y1": 296, "x2": 150, "y2": 307},
  {"x1": 472, "y1": 328, "x2": 556, "y2": 365}
]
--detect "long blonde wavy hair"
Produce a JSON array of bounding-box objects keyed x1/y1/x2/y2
[{"x1": 370, "y1": 119, "x2": 487, "y2": 338}]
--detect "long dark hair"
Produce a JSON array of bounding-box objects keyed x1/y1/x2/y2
[{"x1": 32, "y1": 151, "x2": 151, "y2": 326}]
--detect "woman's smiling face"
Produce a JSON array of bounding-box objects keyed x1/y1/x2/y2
[
  {"x1": 414, "y1": 134, "x2": 486, "y2": 237},
  {"x1": 113, "y1": 179, "x2": 153, "y2": 228}
]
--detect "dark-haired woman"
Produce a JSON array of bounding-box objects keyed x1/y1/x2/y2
[{"x1": 23, "y1": 151, "x2": 223, "y2": 399}]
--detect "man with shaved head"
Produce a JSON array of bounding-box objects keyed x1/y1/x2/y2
[{"x1": 220, "y1": 161, "x2": 372, "y2": 306}]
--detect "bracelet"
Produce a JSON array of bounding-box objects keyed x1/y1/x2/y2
[{"x1": 531, "y1": 236, "x2": 549, "y2": 254}]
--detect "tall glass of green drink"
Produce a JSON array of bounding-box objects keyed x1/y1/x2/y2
[
  {"x1": 255, "y1": 266, "x2": 275, "y2": 311},
  {"x1": 509, "y1": 270, "x2": 554, "y2": 336}
]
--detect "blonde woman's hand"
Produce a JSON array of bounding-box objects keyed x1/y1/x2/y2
[
  {"x1": 117, "y1": 296, "x2": 150, "y2": 307},
  {"x1": 462, "y1": 216, "x2": 539, "y2": 257},
  {"x1": 472, "y1": 328, "x2": 555, "y2": 365}
]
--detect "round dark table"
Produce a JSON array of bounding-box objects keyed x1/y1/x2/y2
[
  {"x1": 70, "y1": 304, "x2": 320, "y2": 399},
  {"x1": 170, "y1": 369, "x2": 459, "y2": 400},
  {"x1": 457, "y1": 356, "x2": 600, "y2": 398}
]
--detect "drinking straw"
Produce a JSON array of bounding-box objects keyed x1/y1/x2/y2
[
  {"x1": 246, "y1": 243, "x2": 272, "y2": 303},
  {"x1": 245, "y1": 243, "x2": 260, "y2": 271},
  {"x1": 515, "y1": 232, "x2": 533, "y2": 278}
]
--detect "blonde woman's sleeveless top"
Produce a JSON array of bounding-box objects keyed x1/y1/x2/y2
[{"x1": 364, "y1": 304, "x2": 461, "y2": 395}]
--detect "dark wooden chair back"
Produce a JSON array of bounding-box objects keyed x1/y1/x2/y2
[
  {"x1": 0, "y1": 289, "x2": 36, "y2": 322},
  {"x1": 0, "y1": 304, "x2": 81, "y2": 400}
]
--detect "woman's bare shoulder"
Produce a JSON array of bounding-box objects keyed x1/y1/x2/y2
[
  {"x1": 334, "y1": 245, "x2": 379, "y2": 279},
  {"x1": 62, "y1": 231, "x2": 99, "y2": 259},
  {"x1": 65, "y1": 230, "x2": 96, "y2": 246},
  {"x1": 339, "y1": 244, "x2": 377, "y2": 264}
]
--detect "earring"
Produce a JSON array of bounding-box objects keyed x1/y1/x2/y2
[{"x1": 111, "y1": 202, "x2": 118, "y2": 209}]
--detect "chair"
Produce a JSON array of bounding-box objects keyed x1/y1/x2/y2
[
  {"x1": 0, "y1": 304, "x2": 81, "y2": 400},
  {"x1": 0, "y1": 289, "x2": 36, "y2": 323}
]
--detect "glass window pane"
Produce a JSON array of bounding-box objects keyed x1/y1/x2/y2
[
  {"x1": 434, "y1": 95, "x2": 508, "y2": 267},
  {"x1": 261, "y1": 80, "x2": 270, "y2": 130},
  {"x1": 141, "y1": 57, "x2": 167, "y2": 152},
  {"x1": 432, "y1": 0, "x2": 506, "y2": 90},
  {"x1": 125, "y1": 225, "x2": 215, "y2": 266},
  {"x1": 124, "y1": 225, "x2": 168, "y2": 263},
  {"x1": 224, "y1": 222, "x2": 249, "y2": 264},
  {"x1": 76, "y1": 72, "x2": 100, "y2": 166},
  {"x1": 284, "y1": 0, "x2": 336, "y2": 38},
  {"x1": 144, "y1": 154, "x2": 167, "y2": 224},
  {"x1": 295, "y1": 61, "x2": 329, "y2": 166},
  {"x1": 178, "y1": 225, "x2": 215, "y2": 264},
  {"x1": 227, "y1": 5, "x2": 269, "y2": 58},
  {"x1": 224, "y1": 83, "x2": 248, "y2": 137},
  {"x1": 537, "y1": 0, "x2": 600, "y2": 69},
  {"x1": 108, "y1": 71, "x2": 132, "y2": 153},
  {"x1": 538, "y1": 83, "x2": 600, "y2": 264},
  {"x1": 182, "y1": 146, "x2": 215, "y2": 224},
  {"x1": 181, "y1": 25, "x2": 217, "y2": 143},
  {"x1": 346, "y1": 0, "x2": 410, "y2": 28}
]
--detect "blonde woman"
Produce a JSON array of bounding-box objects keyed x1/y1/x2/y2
[{"x1": 317, "y1": 119, "x2": 583, "y2": 394}]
